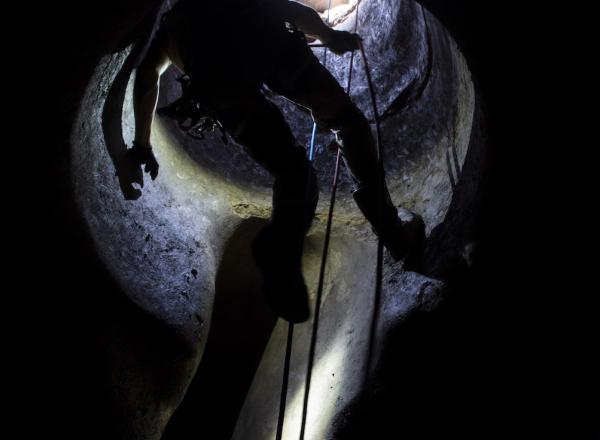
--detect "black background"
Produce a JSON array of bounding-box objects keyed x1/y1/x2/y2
[{"x1": 5, "y1": 1, "x2": 597, "y2": 438}]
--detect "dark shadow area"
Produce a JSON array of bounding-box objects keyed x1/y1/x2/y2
[
  {"x1": 13, "y1": 1, "x2": 597, "y2": 439},
  {"x1": 334, "y1": 2, "x2": 600, "y2": 439},
  {"x1": 423, "y1": 98, "x2": 486, "y2": 280},
  {"x1": 332, "y1": 300, "x2": 494, "y2": 439},
  {"x1": 12, "y1": 2, "x2": 195, "y2": 439},
  {"x1": 163, "y1": 218, "x2": 278, "y2": 440},
  {"x1": 101, "y1": 38, "x2": 149, "y2": 200},
  {"x1": 11, "y1": 187, "x2": 197, "y2": 439}
]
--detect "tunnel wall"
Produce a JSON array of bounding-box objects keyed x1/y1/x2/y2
[{"x1": 67, "y1": 0, "x2": 485, "y2": 438}]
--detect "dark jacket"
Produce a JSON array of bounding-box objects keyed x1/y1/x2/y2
[{"x1": 161, "y1": 0, "x2": 307, "y2": 94}]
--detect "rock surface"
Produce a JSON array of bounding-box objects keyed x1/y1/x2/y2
[{"x1": 67, "y1": 0, "x2": 486, "y2": 438}]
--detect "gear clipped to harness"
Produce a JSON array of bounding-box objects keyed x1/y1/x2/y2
[{"x1": 157, "y1": 75, "x2": 229, "y2": 144}]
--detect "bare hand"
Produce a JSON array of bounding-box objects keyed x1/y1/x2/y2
[
  {"x1": 127, "y1": 142, "x2": 159, "y2": 181},
  {"x1": 115, "y1": 149, "x2": 144, "y2": 200}
]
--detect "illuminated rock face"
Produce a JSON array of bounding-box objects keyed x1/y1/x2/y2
[
  {"x1": 69, "y1": 0, "x2": 485, "y2": 438},
  {"x1": 300, "y1": 0, "x2": 351, "y2": 12},
  {"x1": 299, "y1": 0, "x2": 355, "y2": 25}
]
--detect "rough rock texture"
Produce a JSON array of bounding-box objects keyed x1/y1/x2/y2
[{"x1": 68, "y1": 0, "x2": 486, "y2": 438}]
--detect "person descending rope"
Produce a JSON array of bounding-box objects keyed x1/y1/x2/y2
[{"x1": 130, "y1": 0, "x2": 425, "y2": 323}]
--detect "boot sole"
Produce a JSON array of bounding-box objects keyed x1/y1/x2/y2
[{"x1": 252, "y1": 230, "x2": 310, "y2": 323}]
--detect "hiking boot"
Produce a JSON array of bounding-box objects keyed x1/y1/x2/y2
[
  {"x1": 251, "y1": 225, "x2": 310, "y2": 323},
  {"x1": 391, "y1": 208, "x2": 426, "y2": 272},
  {"x1": 352, "y1": 185, "x2": 426, "y2": 272}
]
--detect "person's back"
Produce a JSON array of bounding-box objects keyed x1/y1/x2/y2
[{"x1": 161, "y1": 0, "x2": 291, "y2": 91}]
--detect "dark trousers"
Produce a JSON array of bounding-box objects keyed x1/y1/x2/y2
[{"x1": 211, "y1": 49, "x2": 384, "y2": 242}]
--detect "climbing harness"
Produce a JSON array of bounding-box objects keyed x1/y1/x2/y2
[
  {"x1": 275, "y1": 1, "x2": 389, "y2": 438},
  {"x1": 157, "y1": 75, "x2": 229, "y2": 143}
]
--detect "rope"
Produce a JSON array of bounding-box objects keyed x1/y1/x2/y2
[
  {"x1": 275, "y1": 322, "x2": 294, "y2": 440},
  {"x1": 276, "y1": 3, "x2": 334, "y2": 439},
  {"x1": 308, "y1": 2, "x2": 333, "y2": 161},
  {"x1": 298, "y1": 2, "x2": 372, "y2": 439},
  {"x1": 357, "y1": 39, "x2": 385, "y2": 386},
  {"x1": 298, "y1": 117, "x2": 343, "y2": 440},
  {"x1": 277, "y1": 1, "x2": 387, "y2": 438}
]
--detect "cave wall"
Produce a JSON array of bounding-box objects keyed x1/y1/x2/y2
[
  {"x1": 20, "y1": 2, "x2": 595, "y2": 440},
  {"x1": 31, "y1": 0, "x2": 483, "y2": 438}
]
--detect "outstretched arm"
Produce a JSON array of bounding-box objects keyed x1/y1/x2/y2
[
  {"x1": 280, "y1": 1, "x2": 336, "y2": 41},
  {"x1": 134, "y1": 33, "x2": 171, "y2": 147},
  {"x1": 278, "y1": 1, "x2": 359, "y2": 54},
  {"x1": 130, "y1": 31, "x2": 172, "y2": 180}
]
